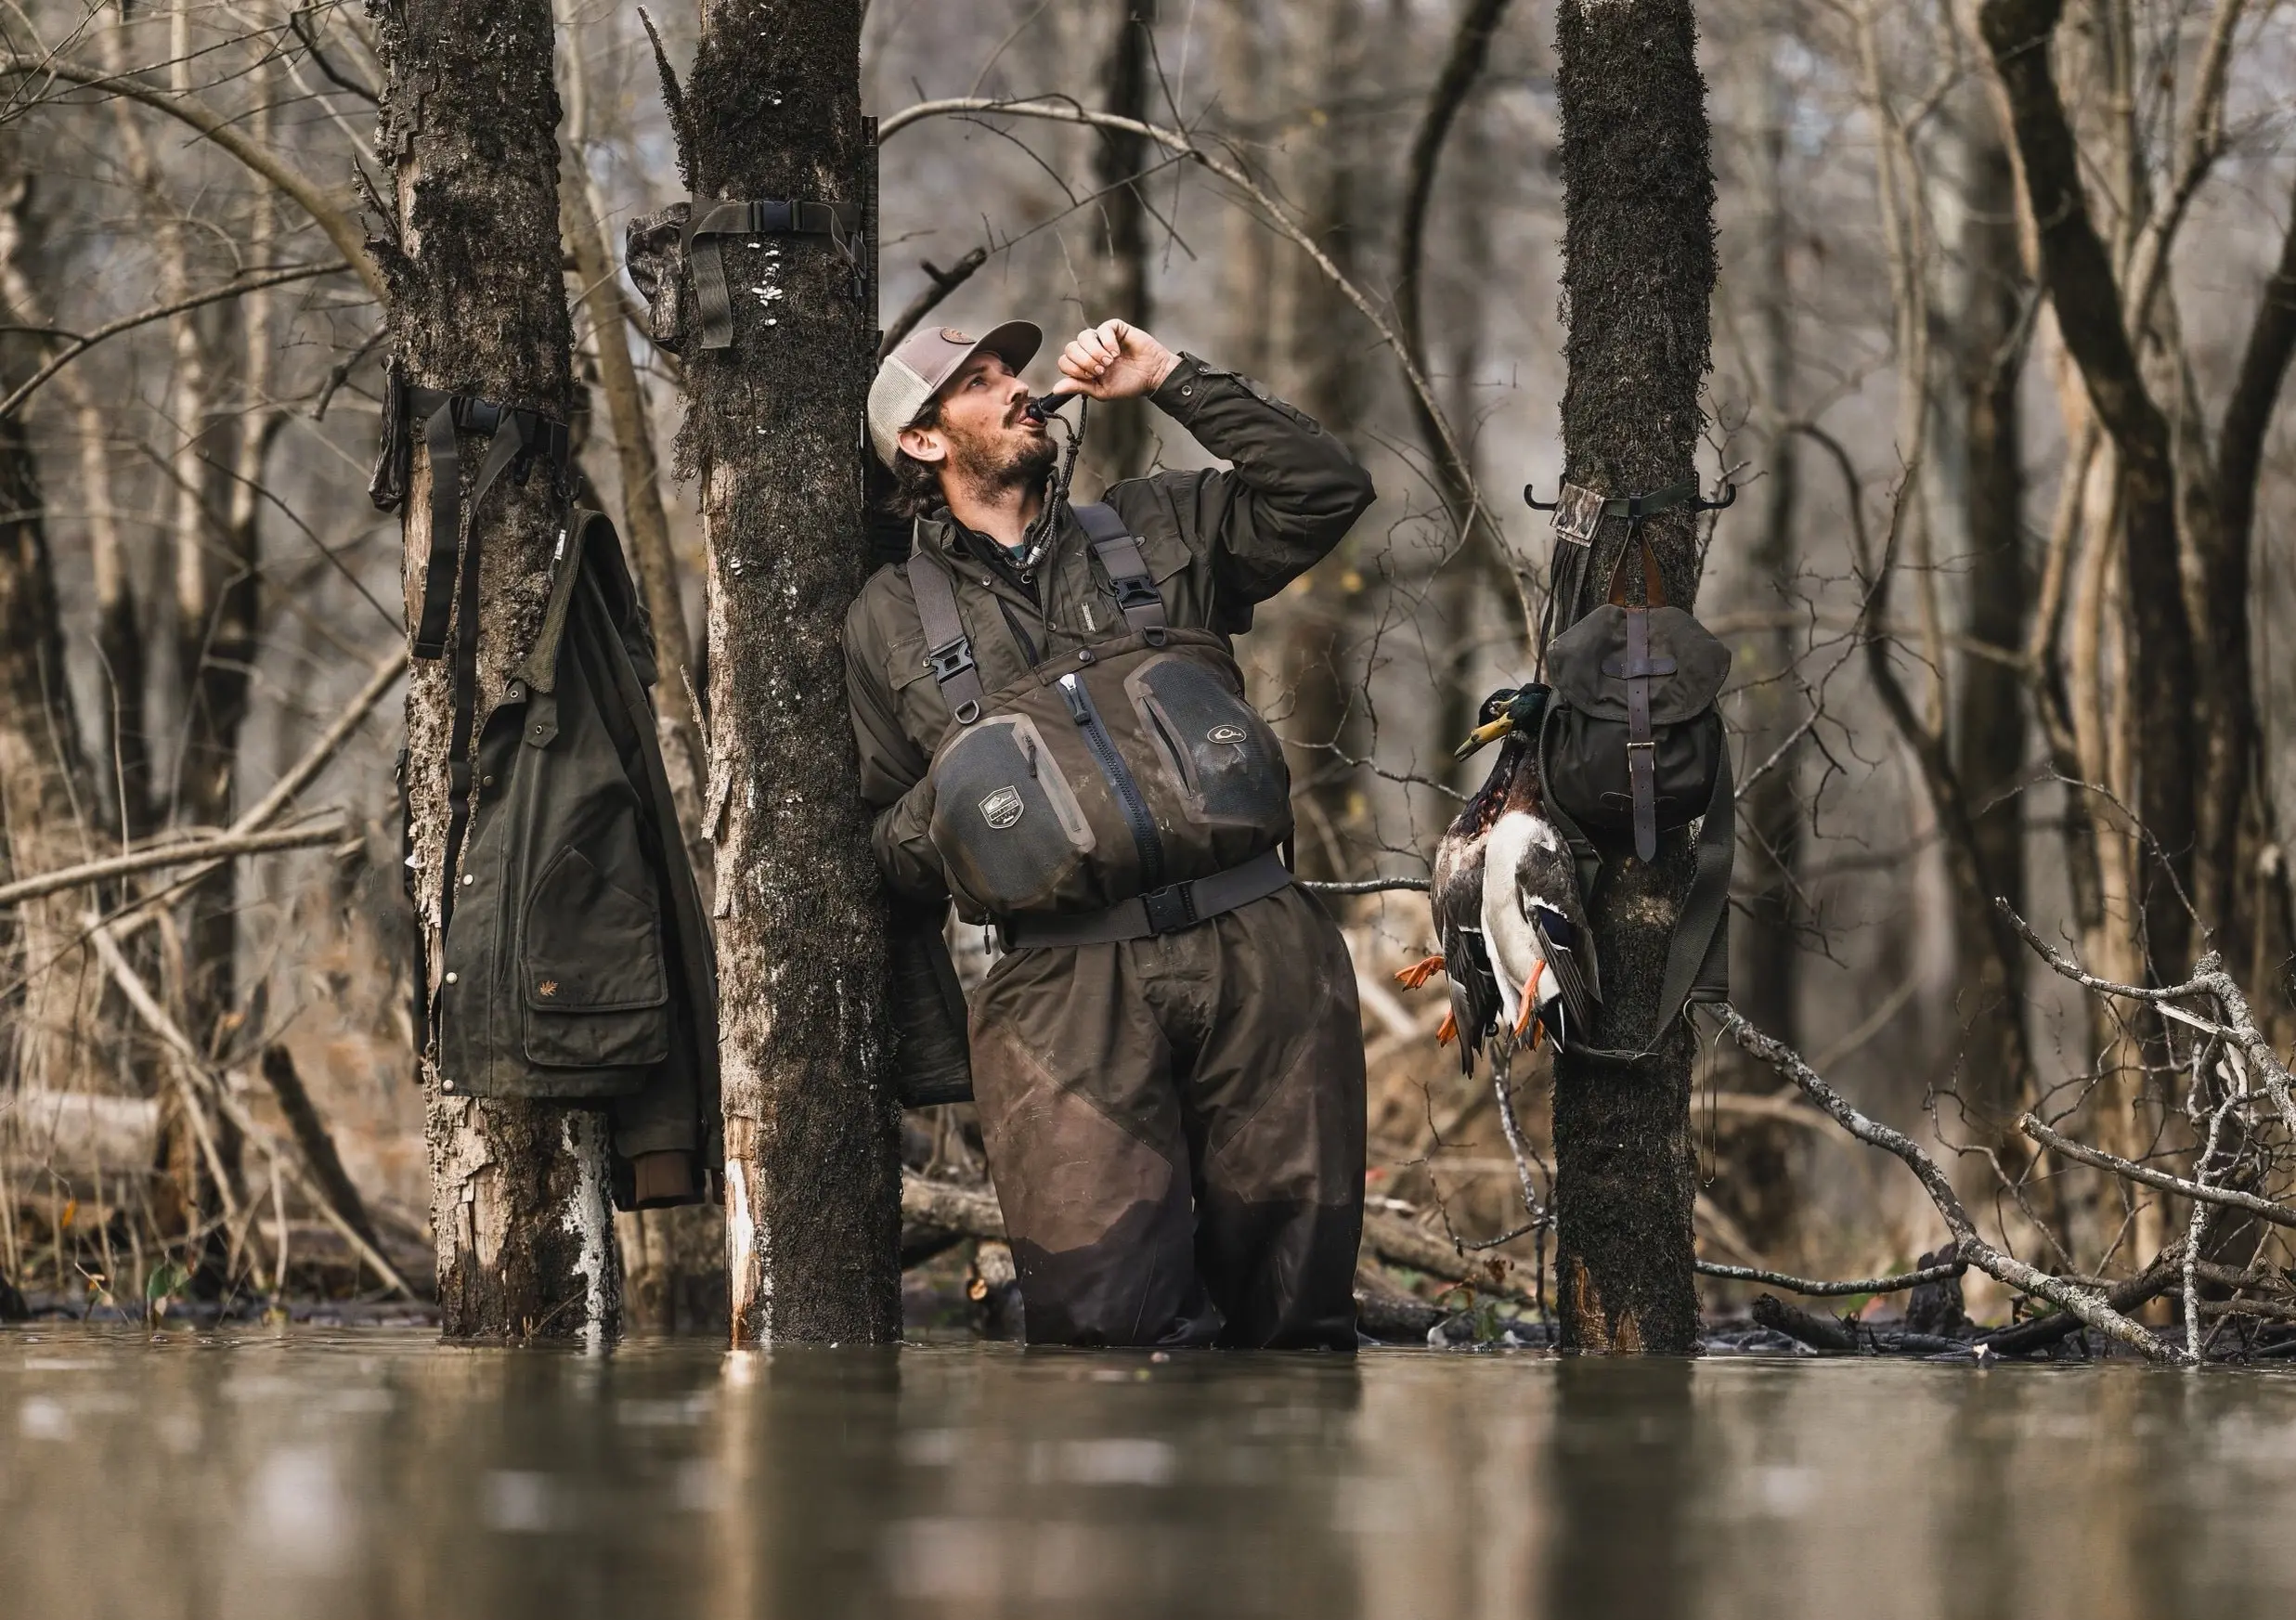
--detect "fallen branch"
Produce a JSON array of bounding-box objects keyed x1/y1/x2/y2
[
  {"x1": 2021, "y1": 1114, "x2": 2296, "y2": 1230},
  {"x1": 1976, "y1": 1244, "x2": 2186, "y2": 1356},
  {"x1": 1718, "y1": 1004, "x2": 2178, "y2": 1363},
  {"x1": 0, "y1": 818, "x2": 349, "y2": 910},
  {"x1": 257, "y1": 1044, "x2": 384, "y2": 1259},
  {"x1": 1697, "y1": 1259, "x2": 1963, "y2": 1297},
  {"x1": 1298, "y1": 876, "x2": 1431, "y2": 896},
  {"x1": 84, "y1": 923, "x2": 420, "y2": 1301},
  {"x1": 2000, "y1": 902, "x2": 2296, "y2": 1137},
  {"x1": 1751, "y1": 1293, "x2": 1860, "y2": 1353}
]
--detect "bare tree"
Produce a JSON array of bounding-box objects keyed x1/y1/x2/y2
[
  {"x1": 373, "y1": 0, "x2": 619, "y2": 1341},
  {"x1": 675, "y1": 0, "x2": 902, "y2": 1345},
  {"x1": 1548, "y1": 0, "x2": 1717, "y2": 1355}
]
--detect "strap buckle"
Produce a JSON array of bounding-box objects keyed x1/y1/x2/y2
[
  {"x1": 1110, "y1": 576, "x2": 1161, "y2": 614},
  {"x1": 1140, "y1": 880, "x2": 1200, "y2": 936},
  {"x1": 925, "y1": 637, "x2": 977, "y2": 683}
]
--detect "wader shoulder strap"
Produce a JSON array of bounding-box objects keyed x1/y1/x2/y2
[
  {"x1": 905, "y1": 534, "x2": 986, "y2": 726},
  {"x1": 1071, "y1": 502, "x2": 1167, "y2": 636},
  {"x1": 681, "y1": 198, "x2": 864, "y2": 351}
]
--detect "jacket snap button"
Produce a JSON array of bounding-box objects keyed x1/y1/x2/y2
[
  {"x1": 1076, "y1": 649, "x2": 1095, "y2": 665},
  {"x1": 444, "y1": 971, "x2": 458, "y2": 985},
  {"x1": 482, "y1": 774, "x2": 496, "y2": 787},
  {"x1": 461, "y1": 873, "x2": 475, "y2": 887},
  {"x1": 1180, "y1": 384, "x2": 1193, "y2": 396},
  {"x1": 442, "y1": 1079, "x2": 455, "y2": 1092}
]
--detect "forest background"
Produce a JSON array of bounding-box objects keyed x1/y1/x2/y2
[{"x1": 3, "y1": 0, "x2": 2295, "y2": 1343}]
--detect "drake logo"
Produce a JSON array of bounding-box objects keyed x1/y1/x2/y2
[
  {"x1": 1206, "y1": 724, "x2": 1248, "y2": 745},
  {"x1": 980, "y1": 786, "x2": 1025, "y2": 830}
]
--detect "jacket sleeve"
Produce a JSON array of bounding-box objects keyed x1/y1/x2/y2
[
  {"x1": 1134, "y1": 352, "x2": 1378, "y2": 606},
  {"x1": 844, "y1": 589, "x2": 948, "y2": 904}
]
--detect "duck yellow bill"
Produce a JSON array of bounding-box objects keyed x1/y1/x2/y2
[{"x1": 1452, "y1": 714, "x2": 1514, "y2": 760}]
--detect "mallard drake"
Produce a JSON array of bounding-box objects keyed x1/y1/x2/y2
[{"x1": 1399, "y1": 686, "x2": 1599, "y2": 1066}]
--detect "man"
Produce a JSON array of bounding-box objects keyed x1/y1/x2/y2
[{"x1": 847, "y1": 317, "x2": 1375, "y2": 1349}]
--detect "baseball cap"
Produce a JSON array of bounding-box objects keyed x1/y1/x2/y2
[{"x1": 867, "y1": 319, "x2": 1042, "y2": 468}]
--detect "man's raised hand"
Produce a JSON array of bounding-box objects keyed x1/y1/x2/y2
[{"x1": 1052, "y1": 319, "x2": 1180, "y2": 403}]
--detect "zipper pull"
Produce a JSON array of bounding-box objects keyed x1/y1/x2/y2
[{"x1": 1058, "y1": 672, "x2": 1091, "y2": 726}]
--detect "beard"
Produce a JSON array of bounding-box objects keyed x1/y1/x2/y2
[{"x1": 941, "y1": 413, "x2": 1057, "y2": 500}]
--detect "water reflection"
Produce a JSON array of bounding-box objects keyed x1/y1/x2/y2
[{"x1": 6, "y1": 1330, "x2": 2296, "y2": 1618}]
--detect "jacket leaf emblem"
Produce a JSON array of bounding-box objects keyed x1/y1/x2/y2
[
  {"x1": 537, "y1": 979, "x2": 558, "y2": 998},
  {"x1": 979, "y1": 785, "x2": 1025, "y2": 830}
]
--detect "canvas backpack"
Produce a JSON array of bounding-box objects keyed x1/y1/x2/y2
[{"x1": 1531, "y1": 484, "x2": 1735, "y2": 1061}]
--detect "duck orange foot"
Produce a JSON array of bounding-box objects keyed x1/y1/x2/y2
[
  {"x1": 1395, "y1": 953, "x2": 1445, "y2": 991},
  {"x1": 1435, "y1": 1009, "x2": 1459, "y2": 1047}
]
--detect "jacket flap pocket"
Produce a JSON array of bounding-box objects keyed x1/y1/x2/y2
[{"x1": 523, "y1": 844, "x2": 668, "y2": 1012}]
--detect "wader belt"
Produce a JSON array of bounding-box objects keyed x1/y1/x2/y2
[
  {"x1": 997, "y1": 849, "x2": 1293, "y2": 950},
  {"x1": 908, "y1": 501, "x2": 1164, "y2": 728},
  {"x1": 681, "y1": 198, "x2": 863, "y2": 350}
]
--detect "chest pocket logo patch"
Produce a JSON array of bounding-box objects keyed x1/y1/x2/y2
[
  {"x1": 1206, "y1": 724, "x2": 1248, "y2": 746},
  {"x1": 980, "y1": 785, "x2": 1026, "y2": 830}
]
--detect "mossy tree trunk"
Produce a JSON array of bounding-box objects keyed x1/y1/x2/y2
[
  {"x1": 1549, "y1": 0, "x2": 1717, "y2": 1355},
  {"x1": 375, "y1": 0, "x2": 620, "y2": 1342},
  {"x1": 681, "y1": 0, "x2": 901, "y2": 1345}
]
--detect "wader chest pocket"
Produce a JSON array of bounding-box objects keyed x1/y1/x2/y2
[
  {"x1": 520, "y1": 836, "x2": 671, "y2": 1069},
  {"x1": 1126, "y1": 655, "x2": 1290, "y2": 831},
  {"x1": 928, "y1": 713, "x2": 1096, "y2": 914}
]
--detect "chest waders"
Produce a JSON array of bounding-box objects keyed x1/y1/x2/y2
[{"x1": 906, "y1": 504, "x2": 1295, "y2": 946}]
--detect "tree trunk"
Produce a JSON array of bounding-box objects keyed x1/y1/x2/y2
[
  {"x1": 1716, "y1": 16, "x2": 1801, "y2": 1254},
  {"x1": 376, "y1": 0, "x2": 621, "y2": 1342},
  {"x1": 682, "y1": 0, "x2": 901, "y2": 1345},
  {"x1": 1087, "y1": 1, "x2": 1156, "y2": 485},
  {"x1": 1934, "y1": 81, "x2": 2030, "y2": 1139},
  {"x1": 1550, "y1": 0, "x2": 1715, "y2": 1355},
  {"x1": 0, "y1": 165, "x2": 97, "y2": 1104}
]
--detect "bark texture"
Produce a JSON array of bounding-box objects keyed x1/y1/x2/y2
[
  {"x1": 1550, "y1": 0, "x2": 1715, "y2": 1355},
  {"x1": 683, "y1": 0, "x2": 901, "y2": 1345},
  {"x1": 374, "y1": 0, "x2": 620, "y2": 1342},
  {"x1": 1087, "y1": 1, "x2": 1157, "y2": 483}
]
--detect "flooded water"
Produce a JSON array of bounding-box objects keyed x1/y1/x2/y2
[{"x1": 5, "y1": 1329, "x2": 2294, "y2": 1619}]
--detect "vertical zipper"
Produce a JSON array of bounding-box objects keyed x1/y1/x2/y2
[{"x1": 1059, "y1": 672, "x2": 1164, "y2": 889}]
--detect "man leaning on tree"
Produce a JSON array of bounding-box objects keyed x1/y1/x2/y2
[{"x1": 846, "y1": 318, "x2": 1376, "y2": 1349}]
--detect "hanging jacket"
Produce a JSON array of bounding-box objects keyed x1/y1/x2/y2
[{"x1": 431, "y1": 510, "x2": 721, "y2": 1209}]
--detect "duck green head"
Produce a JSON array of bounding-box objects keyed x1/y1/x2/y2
[{"x1": 1453, "y1": 683, "x2": 1550, "y2": 760}]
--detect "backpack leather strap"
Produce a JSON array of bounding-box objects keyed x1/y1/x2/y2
[
  {"x1": 907, "y1": 528, "x2": 986, "y2": 726},
  {"x1": 1072, "y1": 502, "x2": 1168, "y2": 638}
]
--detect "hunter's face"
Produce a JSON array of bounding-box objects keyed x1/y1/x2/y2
[{"x1": 907, "y1": 353, "x2": 1055, "y2": 491}]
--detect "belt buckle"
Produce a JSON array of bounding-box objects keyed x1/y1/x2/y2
[
  {"x1": 1140, "y1": 882, "x2": 1198, "y2": 936},
  {"x1": 925, "y1": 638, "x2": 976, "y2": 682}
]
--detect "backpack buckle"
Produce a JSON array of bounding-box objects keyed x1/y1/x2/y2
[
  {"x1": 1110, "y1": 576, "x2": 1161, "y2": 615},
  {"x1": 926, "y1": 637, "x2": 977, "y2": 683}
]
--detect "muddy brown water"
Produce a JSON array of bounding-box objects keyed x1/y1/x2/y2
[{"x1": 5, "y1": 1328, "x2": 2294, "y2": 1619}]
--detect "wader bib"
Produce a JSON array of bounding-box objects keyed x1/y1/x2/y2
[{"x1": 907, "y1": 504, "x2": 1296, "y2": 942}]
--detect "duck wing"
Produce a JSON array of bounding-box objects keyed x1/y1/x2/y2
[{"x1": 1495, "y1": 816, "x2": 1601, "y2": 1043}]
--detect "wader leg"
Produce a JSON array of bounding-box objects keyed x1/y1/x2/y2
[
  {"x1": 968, "y1": 944, "x2": 1220, "y2": 1347},
  {"x1": 1182, "y1": 889, "x2": 1367, "y2": 1351}
]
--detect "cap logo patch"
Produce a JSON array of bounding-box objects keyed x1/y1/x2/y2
[
  {"x1": 940, "y1": 328, "x2": 970, "y2": 343},
  {"x1": 980, "y1": 786, "x2": 1025, "y2": 830}
]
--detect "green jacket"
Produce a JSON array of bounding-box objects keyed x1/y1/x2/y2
[
  {"x1": 435, "y1": 511, "x2": 720, "y2": 1205},
  {"x1": 844, "y1": 353, "x2": 1377, "y2": 905}
]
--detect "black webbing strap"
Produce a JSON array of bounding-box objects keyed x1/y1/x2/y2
[
  {"x1": 999, "y1": 849, "x2": 1293, "y2": 950},
  {"x1": 1535, "y1": 480, "x2": 1697, "y2": 669},
  {"x1": 681, "y1": 198, "x2": 864, "y2": 351},
  {"x1": 1536, "y1": 705, "x2": 1732, "y2": 1064},
  {"x1": 399, "y1": 387, "x2": 573, "y2": 660},
  {"x1": 1071, "y1": 502, "x2": 1167, "y2": 637},
  {"x1": 906, "y1": 530, "x2": 986, "y2": 727}
]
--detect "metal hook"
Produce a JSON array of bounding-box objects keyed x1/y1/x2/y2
[
  {"x1": 1687, "y1": 481, "x2": 1738, "y2": 513},
  {"x1": 1524, "y1": 483, "x2": 1560, "y2": 512}
]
